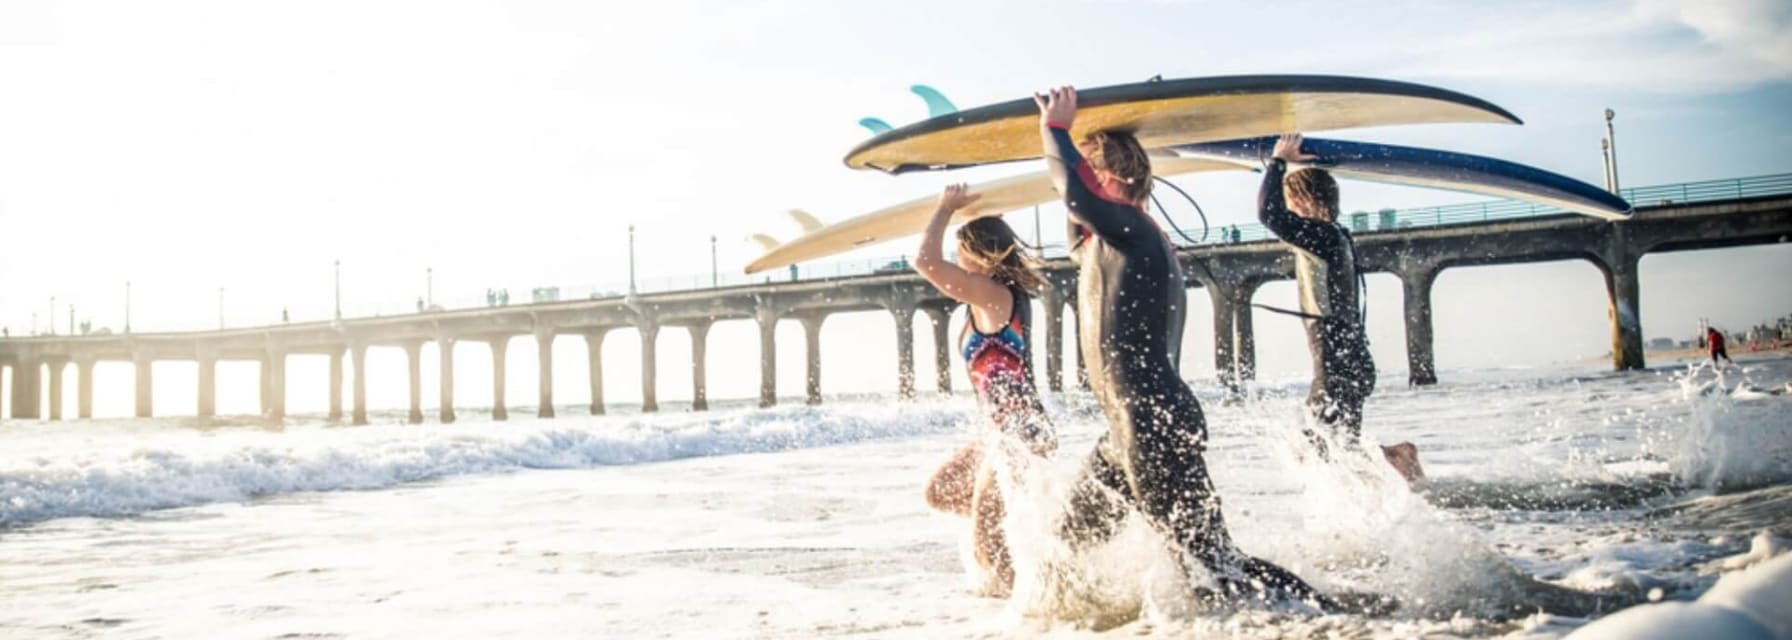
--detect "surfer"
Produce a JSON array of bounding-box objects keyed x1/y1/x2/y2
[
  {"x1": 1035, "y1": 86, "x2": 1333, "y2": 607},
  {"x1": 1260, "y1": 134, "x2": 1422, "y2": 484},
  {"x1": 916, "y1": 184, "x2": 1058, "y2": 595},
  {"x1": 1707, "y1": 327, "x2": 1733, "y2": 366}
]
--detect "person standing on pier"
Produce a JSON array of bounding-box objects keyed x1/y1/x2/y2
[
  {"x1": 1036, "y1": 86, "x2": 1333, "y2": 607},
  {"x1": 1259, "y1": 134, "x2": 1422, "y2": 484},
  {"x1": 915, "y1": 184, "x2": 1058, "y2": 596}
]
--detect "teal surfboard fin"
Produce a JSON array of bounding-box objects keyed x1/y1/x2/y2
[
  {"x1": 858, "y1": 117, "x2": 894, "y2": 135},
  {"x1": 911, "y1": 85, "x2": 957, "y2": 117}
]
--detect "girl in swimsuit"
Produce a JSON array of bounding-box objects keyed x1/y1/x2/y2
[{"x1": 917, "y1": 184, "x2": 1058, "y2": 595}]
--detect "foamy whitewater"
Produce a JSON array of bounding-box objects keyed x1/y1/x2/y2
[{"x1": 2, "y1": 355, "x2": 1789, "y2": 638}]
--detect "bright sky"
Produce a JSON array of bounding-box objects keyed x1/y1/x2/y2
[{"x1": 2, "y1": 0, "x2": 1791, "y2": 412}]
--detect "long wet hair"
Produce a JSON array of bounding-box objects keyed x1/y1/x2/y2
[
  {"x1": 956, "y1": 217, "x2": 1050, "y2": 294},
  {"x1": 1285, "y1": 168, "x2": 1340, "y2": 222},
  {"x1": 1083, "y1": 130, "x2": 1154, "y2": 207}
]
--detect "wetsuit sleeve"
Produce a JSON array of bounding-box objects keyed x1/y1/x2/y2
[
  {"x1": 1258, "y1": 158, "x2": 1340, "y2": 256},
  {"x1": 1042, "y1": 123, "x2": 1138, "y2": 243}
]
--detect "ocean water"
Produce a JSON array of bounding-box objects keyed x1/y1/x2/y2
[{"x1": 2, "y1": 355, "x2": 1789, "y2": 639}]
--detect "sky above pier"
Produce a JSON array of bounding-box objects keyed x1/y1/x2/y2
[{"x1": 2, "y1": 0, "x2": 1790, "y2": 404}]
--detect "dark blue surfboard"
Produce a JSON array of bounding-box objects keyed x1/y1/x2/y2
[{"x1": 1168, "y1": 136, "x2": 1632, "y2": 220}]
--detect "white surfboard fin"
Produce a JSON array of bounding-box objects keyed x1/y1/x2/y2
[{"x1": 787, "y1": 209, "x2": 824, "y2": 233}]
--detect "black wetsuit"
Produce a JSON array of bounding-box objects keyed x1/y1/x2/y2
[
  {"x1": 1044, "y1": 123, "x2": 1328, "y2": 606},
  {"x1": 1258, "y1": 159, "x2": 1376, "y2": 449}
]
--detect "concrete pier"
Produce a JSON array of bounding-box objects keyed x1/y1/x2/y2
[
  {"x1": 638, "y1": 322, "x2": 659, "y2": 413},
  {"x1": 45, "y1": 359, "x2": 65, "y2": 421},
  {"x1": 197, "y1": 356, "x2": 216, "y2": 417},
  {"x1": 76, "y1": 359, "x2": 93, "y2": 419},
  {"x1": 404, "y1": 342, "x2": 423, "y2": 424},
  {"x1": 1, "y1": 193, "x2": 1784, "y2": 419},
  {"x1": 328, "y1": 350, "x2": 344, "y2": 421}
]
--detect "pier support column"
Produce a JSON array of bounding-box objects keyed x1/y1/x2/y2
[
  {"x1": 1043, "y1": 291, "x2": 1065, "y2": 392},
  {"x1": 1230, "y1": 285, "x2": 1257, "y2": 382},
  {"x1": 10, "y1": 360, "x2": 41, "y2": 419},
  {"x1": 756, "y1": 308, "x2": 778, "y2": 407},
  {"x1": 923, "y1": 306, "x2": 953, "y2": 394},
  {"x1": 197, "y1": 356, "x2": 216, "y2": 418},
  {"x1": 404, "y1": 342, "x2": 423, "y2": 424},
  {"x1": 1209, "y1": 285, "x2": 1239, "y2": 392},
  {"x1": 351, "y1": 344, "x2": 369, "y2": 425},
  {"x1": 1401, "y1": 266, "x2": 1441, "y2": 386},
  {"x1": 76, "y1": 359, "x2": 93, "y2": 419},
  {"x1": 689, "y1": 321, "x2": 711, "y2": 411},
  {"x1": 45, "y1": 359, "x2": 65, "y2": 421},
  {"x1": 439, "y1": 338, "x2": 457, "y2": 423},
  {"x1": 891, "y1": 305, "x2": 916, "y2": 399},
  {"x1": 638, "y1": 321, "x2": 659, "y2": 413},
  {"x1": 489, "y1": 337, "x2": 509, "y2": 421},
  {"x1": 327, "y1": 350, "x2": 344, "y2": 421},
  {"x1": 583, "y1": 330, "x2": 605, "y2": 415},
  {"x1": 265, "y1": 350, "x2": 286, "y2": 422},
  {"x1": 1601, "y1": 252, "x2": 1646, "y2": 371},
  {"x1": 535, "y1": 332, "x2": 555, "y2": 418},
  {"x1": 800, "y1": 314, "x2": 825, "y2": 405},
  {"x1": 134, "y1": 355, "x2": 153, "y2": 418}
]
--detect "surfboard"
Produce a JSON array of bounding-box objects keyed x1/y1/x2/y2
[
  {"x1": 744, "y1": 157, "x2": 1235, "y2": 274},
  {"x1": 844, "y1": 75, "x2": 1521, "y2": 174},
  {"x1": 1168, "y1": 136, "x2": 1634, "y2": 220}
]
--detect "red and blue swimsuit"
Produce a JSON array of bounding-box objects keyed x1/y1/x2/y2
[{"x1": 959, "y1": 286, "x2": 1053, "y2": 448}]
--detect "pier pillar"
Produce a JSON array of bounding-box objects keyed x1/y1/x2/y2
[
  {"x1": 1231, "y1": 286, "x2": 1257, "y2": 382},
  {"x1": 197, "y1": 356, "x2": 216, "y2": 418},
  {"x1": 1400, "y1": 266, "x2": 1441, "y2": 386},
  {"x1": 1209, "y1": 285, "x2": 1239, "y2": 391},
  {"x1": 583, "y1": 330, "x2": 606, "y2": 415},
  {"x1": 327, "y1": 349, "x2": 344, "y2": 421},
  {"x1": 351, "y1": 344, "x2": 369, "y2": 425},
  {"x1": 1043, "y1": 290, "x2": 1065, "y2": 392},
  {"x1": 264, "y1": 350, "x2": 286, "y2": 422},
  {"x1": 923, "y1": 306, "x2": 952, "y2": 393},
  {"x1": 1600, "y1": 252, "x2": 1646, "y2": 371},
  {"x1": 404, "y1": 342, "x2": 423, "y2": 424},
  {"x1": 489, "y1": 337, "x2": 510, "y2": 421},
  {"x1": 134, "y1": 356, "x2": 153, "y2": 418},
  {"x1": 638, "y1": 321, "x2": 659, "y2": 413},
  {"x1": 9, "y1": 359, "x2": 40, "y2": 419},
  {"x1": 45, "y1": 359, "x2": 65, "y2": 421},
  {"x1": 756, "y1": 308, "x2": 778, "y2": 407},
  {"x1": 76, "y1": 359, "x2": 93, "y2": 419},
  {"x1": 439, "y1": 338, "x2": 457, "y2": 423},
  {"x1": 800, "y1": 314, "x2": 824, "y2": 405},
  {"x1": 688, "y1": 321, "x2": 711, "y2": 411},
  {"x1": 535, "y1": 332, "x2": 555, "y2": 418},
  {"x1": 891, "y1": 305, "x2": 916, "y2": 399}
]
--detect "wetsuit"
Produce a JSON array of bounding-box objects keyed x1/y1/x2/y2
[
  {"x1": 960, "y1": 284, "x2": 1055, "y2": 450},
  {"x1": 1043, "y1": 122, "x2": 1328, "y2": 605},
  {"x1": 1258, "y1": 160, "x2": 1376, "y2": 450}
]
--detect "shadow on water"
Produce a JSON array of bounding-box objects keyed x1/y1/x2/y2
[{"x1": 1420, "y1": 474, "x2": 1680, "y2": 512}]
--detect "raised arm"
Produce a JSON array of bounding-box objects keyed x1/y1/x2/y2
[
  {"x1": 914, "y1": 184, "x2": 1016, "y2": 315},
  {"x1": 1258, "y1": 134, "x2": 1339, "y2": 255},
  {"x1": 1035, "y1": 86, "x2": 1141, "y2": 243}
]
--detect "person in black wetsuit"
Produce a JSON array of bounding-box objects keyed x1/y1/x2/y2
[
  {"x1": 1260, "y1": 134, "x2": 1422, "y2": 484},
  {"x1": 1035, "y1": 86, "x2": 1332, "y2": 608}
]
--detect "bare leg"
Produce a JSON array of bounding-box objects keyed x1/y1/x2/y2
[
  {"x1": 970, "y1": 465, "x2": 1014, "y2": 595},
  {"x1": 924, "y1": 441, "x2": 983, "y2": 516},
  {"x1": 1380, "y1": 442, "x2": 1425, "y2": 484}
]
